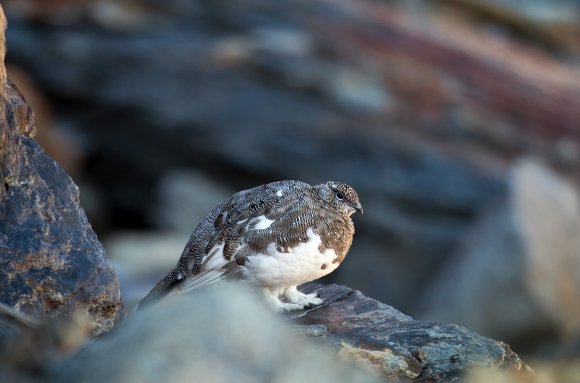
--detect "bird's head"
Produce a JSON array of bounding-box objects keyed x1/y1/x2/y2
[{"x1": 317, "y1": 181, "x2": 363, "y2": 216}]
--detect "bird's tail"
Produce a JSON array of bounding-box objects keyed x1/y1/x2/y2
[{"x1": 136, "y1": 271, "x2": 180, "y2": 310}]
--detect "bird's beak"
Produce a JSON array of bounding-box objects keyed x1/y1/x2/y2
[{"x1": 354, "y1": 202, "x2": 363, "y2": 214}]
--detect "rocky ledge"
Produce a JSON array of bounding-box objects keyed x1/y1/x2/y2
[{"x1": 289, "y1": 284, "x2": 530, "y2": 381}]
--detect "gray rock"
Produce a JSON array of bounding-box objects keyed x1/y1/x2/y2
[
  {"x1": 55, "y1": 284, "x2": 380, "y2": 383},
  {"x1": 417, "y1": 158, "x2": 580, "y2": 349},
  {"x1": 153, "y1": 170, "x2": 233, "y2": 235},
  {"x1": 0, "y1": 304, "x2": 93, "y2": 374},
  {"x1": 0, "y1": 283, "x2": 528, "y2": 383},
  {"x1": 291, "y1": 284, "x2": 530, "y2": 381},
  {"x1": 0, "y1": 6, "x2": 123, "y2": 335}
]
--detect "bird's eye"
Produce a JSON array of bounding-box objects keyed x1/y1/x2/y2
[{"x1": 336, "y1": 191, "x2": 344, "y2": 200}]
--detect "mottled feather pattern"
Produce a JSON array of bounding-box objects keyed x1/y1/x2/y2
[{"x1": 139, "y1": 180, "x2": 362, "y2": 310}]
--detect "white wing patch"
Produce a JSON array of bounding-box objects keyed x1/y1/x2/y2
[
  {"x1": 276, "y1": 190, "x2": 283, "y2": 197},
  {"x1": 203, "y1": 243, "x2": 227, "y2": 269},
  {"x1": 242, "y1": 228, "x2": 339, "y2": 288},
  {"x1": 251, "y1": 215, "x2": 275, "y2": 230},
  {"x1": 177, "y1": 243, "x2": 230, "y2": 293},
  {"x1": 170, "y1": 270, "x2": 227, "y2": 297}
]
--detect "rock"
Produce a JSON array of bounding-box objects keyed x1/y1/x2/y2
[
  {"x1": 0, "y1": 4, "x2": 122, "y2": 335},
  {"x1": 5, "y1": 64, "x2": 83, "y2": 177},
  {"x1": 153, "y1": 170, "x2": 233, "y2": 235},
  {"x1": 0, "y1": 283, "x2": 528, "y2": 383},
  {"x1": 52, "y1": 284, "x2": 380, "y2": 383},
  {"x1": 417, "y1": 158, "x2": 580, "y2": 350},
  {"x1": 0, "y1": 306, "x2": 93, "y2": 373},
  {"x1": 290, "y1": 284, "x2": 530, "y2": 381}
]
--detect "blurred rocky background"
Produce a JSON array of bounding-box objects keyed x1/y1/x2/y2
[{"x1": 2, "y1": 0, "x2": 580, "y2": 374}]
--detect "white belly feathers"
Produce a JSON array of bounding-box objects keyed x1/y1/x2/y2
[{"x1": 242, "y1": 228, "x2": 339, "y2": 288}]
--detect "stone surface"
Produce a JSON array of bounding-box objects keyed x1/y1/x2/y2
[
  {"x1": 0, "y1": 4, "x2": 123, "y2": 335},
  {"x1": 290, "y1": 284, "x2": 530, "y2": 381},
  {"x1": 51, "y1": 284, "x2": 380, "y2": 383},
  {"x1": 153, "y1": 170, "x2": 233, "y2": 235},
  {"x1": 417, "y1": 158, "x2": 580, "y2": 349},
  {"x1": 0, "y1": 283, "x2": 530, "y2": 383},
  {"x1": 0, "y1": 304, "x2": 93, "y2": 374}
]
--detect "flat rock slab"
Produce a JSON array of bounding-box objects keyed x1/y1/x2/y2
[{"x1": 289, "y1": 284, "x2": 530, "y2": 382}]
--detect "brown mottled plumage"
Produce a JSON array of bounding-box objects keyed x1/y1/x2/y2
[{"x1": 139, "y1": 180, "x2": 362, "y2": 311}]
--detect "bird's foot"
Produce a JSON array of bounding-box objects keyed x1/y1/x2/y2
[
  {"x1": 284, "y1": 286, "x2": 323, "y2": 308},
  {"x1": 261, "y1": 287, "x2": 304, "y2": 311},
  {"x1": 261, "y1": 286, "x2": 323, "y2": 311}
]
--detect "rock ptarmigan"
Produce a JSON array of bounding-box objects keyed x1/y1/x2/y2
[{"x1": 138, "y1": 180, "x2": 362, "y2": 311}]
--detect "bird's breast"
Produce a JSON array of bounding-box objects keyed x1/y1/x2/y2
[{"x1": 241, "y1": 227, "x2": 340, "y2": 288}]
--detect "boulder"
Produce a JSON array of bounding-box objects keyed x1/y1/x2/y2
[
  {"x1": 291, "y1": 284, "x2": 529, "y2": 381},
  {"x1": 0, "y1": 5, "x2": 122, "y2": 335},
  {"x1": 417, "y1": 158, "x2": 580, "y2": 349}
]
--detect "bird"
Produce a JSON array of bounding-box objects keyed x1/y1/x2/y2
[{"x1": 138, "y1": 180, "x2": 362, "y2": 311}]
